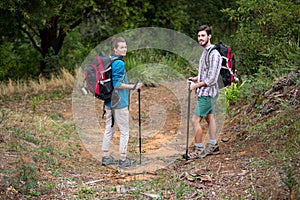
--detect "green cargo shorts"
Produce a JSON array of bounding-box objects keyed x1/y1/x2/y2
[{"x1": 194, "y1": 96, "x2": 218, "y2": 117}]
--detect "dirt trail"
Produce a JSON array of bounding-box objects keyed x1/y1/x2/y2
[{"x1": 1, "y1": 71, "x2": 299, "y2": 199}]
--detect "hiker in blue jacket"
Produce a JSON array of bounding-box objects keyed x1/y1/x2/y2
[
  {"x1": 102, "y1": 37, "x2": 142, "y2": 168},
  {"x1": 187, "y1": 25, "x2": 222, "y2": 159}
]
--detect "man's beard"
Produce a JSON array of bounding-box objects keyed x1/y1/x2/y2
[{"x1": 199, "y1": 39, "x2": 208, "y2": 47}]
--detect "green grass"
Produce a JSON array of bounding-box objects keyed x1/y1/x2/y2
[
  {"x1": 120, "y1": 171, "x2": 198, "y2": 199},
  {"x1": 244, "y1": 103, "x2": 300, "y2": 198},
  {"x1": 125, "y1": 49, "x2": 192, "y2": 86},
  {"x1": 0, "y1": 107, "x2": 79, "y2": 197}
]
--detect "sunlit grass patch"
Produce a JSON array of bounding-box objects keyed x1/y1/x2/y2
[{"x1": 0, "y1": 68, "x2": 74, "y2": 97}]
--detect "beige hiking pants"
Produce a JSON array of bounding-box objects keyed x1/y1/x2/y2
[{"x1": 102, "y1": 106, "x2": 129, "y2": 158}]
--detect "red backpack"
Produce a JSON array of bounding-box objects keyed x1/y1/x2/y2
[
  {"x1": 83, "y1": 53, "x2": 122, "y2": 101},
  {"x1": 206, "y1": 42, "x2": 238, "y2": 88}
]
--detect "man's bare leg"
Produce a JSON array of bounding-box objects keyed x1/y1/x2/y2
[
  {"x1": 192, "y1": 114, "x2": 203, "y2": 144},
  {"x1": 200, "y1": 113, "x2": 219, "y2": 158},
  {"x1": 206, "y1": 114, "x2": 216, "y2": 141},
  {"x1": 187, "y1": 114, "x2": 205, "y2": 158}
]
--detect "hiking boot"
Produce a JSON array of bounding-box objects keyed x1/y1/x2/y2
[
  {"x1": 199, "y1": 143, "x2": 220, "y2": 158},
  {"x1": 187, "y1": 146, "x2": 204, "y2": 159},
  {"x1": 118, "y1": 158, "x2": 136, "y2": 168},
  {"x1": 102, "y1": 156, "x2": 118, "y2": 166}
]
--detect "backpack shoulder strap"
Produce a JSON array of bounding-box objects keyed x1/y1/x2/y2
[
  {"x1": 205, "y1": 45, "x2": 218, "y2": 67},
  {"x1": 95, "y1": 56, "x2": 101, "y2": 63},
  {"x1": 110, "y1": 56, "x2": 124, "y2": 63},
  {"x1": 110, "y1": 56, "x2": 125, "y2": 70},
  {"x1": 110, "y1": 56, "x2": 127, "y2": 85}
]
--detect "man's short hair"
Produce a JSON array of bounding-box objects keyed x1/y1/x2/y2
[{"x1": 197, "y1": 25, "x2": 212, "y2": 36}]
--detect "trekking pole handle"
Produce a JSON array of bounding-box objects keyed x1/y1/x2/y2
[
  {"x1": 187, "y1": 81, "x2": 192, "y2": 92},
  {"x1": 132, "y1": 81, "x2": 140, "y2": 90}
]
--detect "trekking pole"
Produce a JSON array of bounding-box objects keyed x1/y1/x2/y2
[
  {"x1": 138, "y1": 88, "x2": 142, "y2": 164},
  {"x1": 183, "y1": 81, "x2": 192, "y2": 160}
]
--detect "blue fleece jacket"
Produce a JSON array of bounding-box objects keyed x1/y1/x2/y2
[{"x1": 104, "y1": 55, "x2": 129, "y2": 109}]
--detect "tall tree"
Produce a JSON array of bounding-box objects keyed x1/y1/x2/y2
[
  {"x1": 0, "y1": 0, "x2": 97, "y2": 76},
  {"x1": 80, "y1": 0, "x2": 189, "y2": 45},
  {"x1": 0, "y1": 0, "x2": 235, "y2": 79},
  {"x1": 182, "y1": 0, "x2": 237, "y2": 40},
  {"x1": 0, "y1": 0, "x2": 182, "y2": 77}
]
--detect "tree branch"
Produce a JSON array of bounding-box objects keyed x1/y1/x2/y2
[
  {"x1": 23, "y1": 19, "x2": 40, "y2": 38},
  {"x1": 20, "y1": 26, "x2": 42, "y2": 54},
  {"x1": 69, "y1": 6, "x2": 94, "y2": 30}
]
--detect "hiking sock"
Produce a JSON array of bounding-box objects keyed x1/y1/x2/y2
[
  {"x1": 103, "y1": 151, "x2": 110, "y2": 157},
  {"x1": 209, "y1": 139, "x2": 217, "y2": 145},
  {"x1": 120, "y1": 154, "x2": 126, "y2": 161},
  {"x1": 195, "y1": 143, "x2": 203, "y2": 148}
]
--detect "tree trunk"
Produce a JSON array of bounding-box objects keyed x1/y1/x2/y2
[{"x1": 39, "y1": 16, "x2": 66, "y2": 77}]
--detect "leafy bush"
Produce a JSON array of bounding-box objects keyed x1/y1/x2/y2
[
  {"x1": 224, "y1": 82, "x2": 245, "y2": 107},
  {"x1": 59, "y1": 28, "x2": 91, "y2": 74},
  {"x1": 222, "y1": 0, "x2": 300, "y2": 77},
  {"x1": 0, "y1": 43, "x2": 17, "y2": 80},
  {"x1": 0, "y1": 42, "x2": 40, "y2": 81}
]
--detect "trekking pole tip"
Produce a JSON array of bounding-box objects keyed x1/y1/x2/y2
[{"x1": 183, "y1": 154, "x2": 189, "y2": 160}]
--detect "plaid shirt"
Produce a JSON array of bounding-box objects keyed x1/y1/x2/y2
[{"x1": 197, "y1": 45, "x2": 222, "y2": 97}]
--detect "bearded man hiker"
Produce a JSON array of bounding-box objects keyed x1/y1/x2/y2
[{"x1": 187, "y1": 25, "x2": 222, "y2": 159}]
